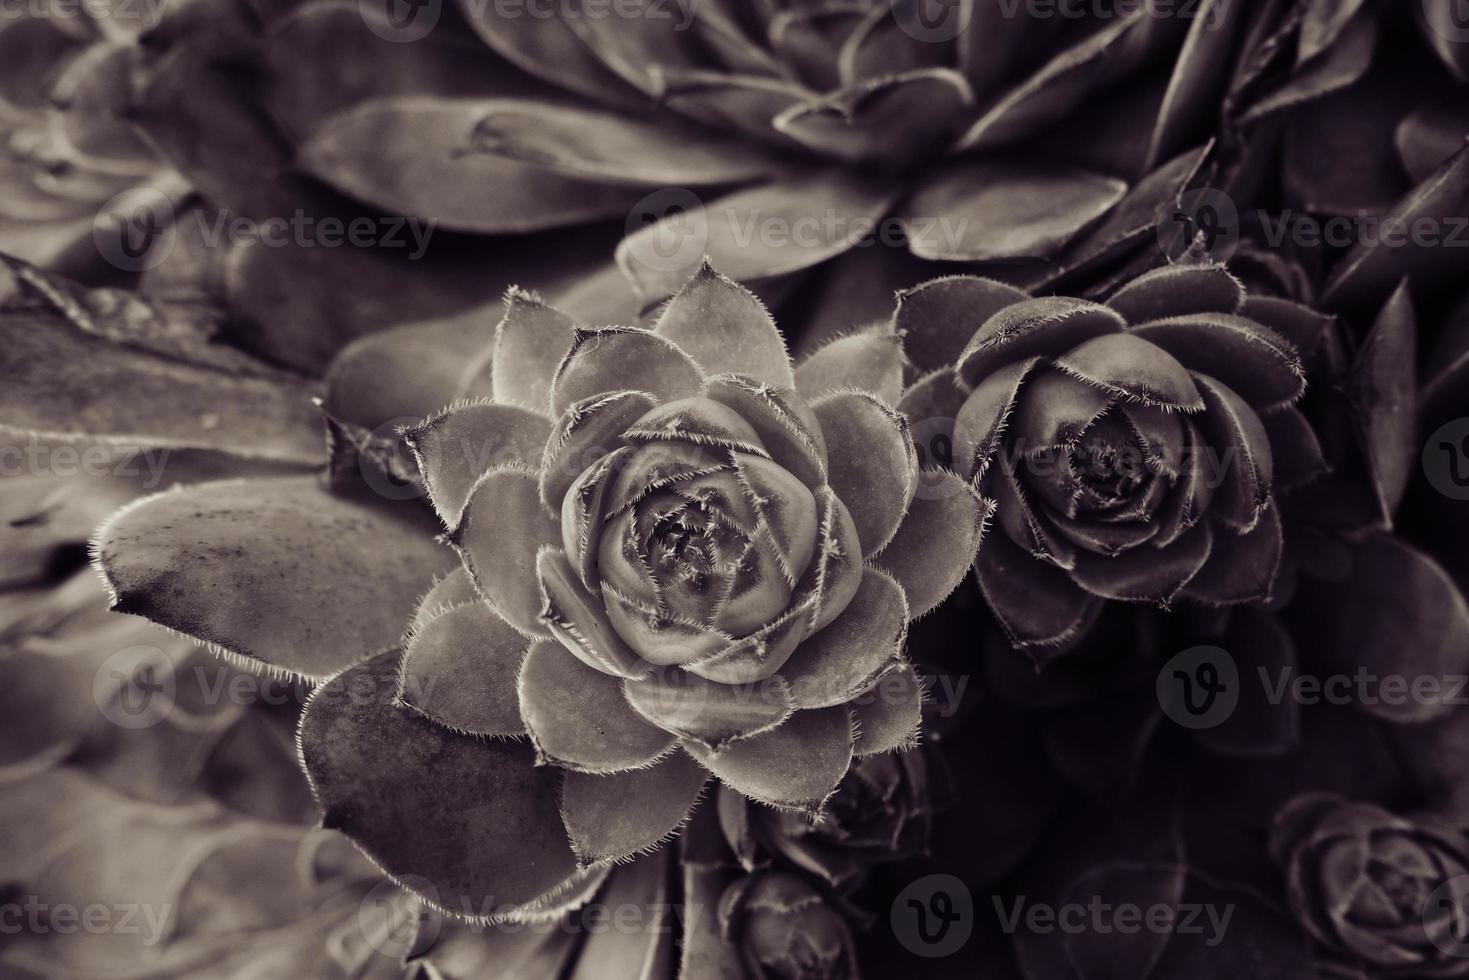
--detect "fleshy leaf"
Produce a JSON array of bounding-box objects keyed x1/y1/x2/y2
[
  {"x1": 624, "y1": 669, "x2": 795, "y2": 749},
  {"x1": 1323, "y1": 142, "x2": 1469, "y2": 311},
  {"x1": 616, "y1": 172, "x2": 897, "y2": 304},
  {"x1": 771, "y1": 68, "x2": 974, "y2": 165},
  {"x1": 465, "y1": 101, "x2": 781, "y2": 187},
  {"x1": 1069, "y1": 521, "x2": 1213, "y2": 603},
  {"x1": 1348, "y1": 282, "x2": 1417, "y2": 521},
  {"x1": 493, "y1": 289, "x2": 579, "y2": 414},
  {"x1": 875, "y1": 472, "x2": 994, "y2": 618},
  {"x1": 537, "y1": 547, "x2": 651, "y2": 679},
  {"x1": 652, "y1": 262, "x2": 795, "y2": 388},
  {"x1": 1106, "y1": 263, "x2": 1244, "y2": 322},
  {"x1": 450, "y1": 468, "x2": 559, "y2": 637},
  {"x1": 92, "y1": 477, "x2": 452, "y2": 678},
  {"x1": 795, "y1": 330, "x2": 904, "y2": 406},
  {"x1": 684, "y1": 706, "x2": 854, "y2": 812},
  {"x1": 323, "y1": 315, "x2": 497, "y2": 429},
  {"x1": 782, "y1": 568, "x2": 908, "y2": 709},
  {"x1": 560, "y1": 754, "x2": 708, "y2": 865},
  {"x1": 549, "y1": 327, "x2": 704, "y2": 417},
  {"x1": 901, "y1": 160, "x2": 1126, "y2": 261},
  {"x1": 1182, "y1": 509, "x2": 1283, "y2": 606},
  {"x1": 705, "y1": 375, "x2": 828, "y2": 487},
  {"x1": 543, "y1": 393, "x2": 657, "y2": 516},
  {"x1": 518, "y1": 639, "x2": 674, "y2": 773},
  {"x1": 299, "y1": 96, "x2": 641, "y2": 233},
  {"x1": 1191, "y1": 374, "x2": 1272, "y2": 530},
  {"x1": 1053, "y1": 333, "x2": 1205, "y2": 411},
  {"x1": 0, "y1": 291, "x2": 320, "y2": 464},
  {"x1": 398, "y1": 600, "x2": 528, "y2": 737},
  {"x1": 811, "y1": 391, "x2": 917, "y2": 557},
  {"x1": 299, "y1": 652, "x2": 580, "y2": 915},
  {"x1": 1129, "y1": 314, "x2": 1305, "y2": 411},
  {"x1": 975, "y1": 529, "x2": 1101, "y2": 655},
  {"x1": 953, "y1": 356, "x2": 1042, "y2": 479},
  {"x1": 957, "y1": 297, "x2": 1126, "y2": 387},
  {"x1": 891, "y1": 274, "x2": 1031, "y2": 374},
  {"x1": 849, "y1": 664, "x2": 923, "y2": 755},
  {"x1": 405, "y1": 402, "x2": 552, "y2": 528}
]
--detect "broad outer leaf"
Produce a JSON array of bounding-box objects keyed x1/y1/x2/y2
[
  {"x1": 1348, "y1": 282, "x2": 1417, "y2": 521},
  {"x1": 492, "y1": 288, "x2": 579, "y2": 413},
  {"x1": 93, "y1": 477, "x2": 452, "y2": 678},
  {"x1": 616, "y1": 172, "x2": 897, "y2": 304},
  {"x1": 323, "y1": 314, "x2": 497, "y2": 429},
  {"x1": 300, "y1": 652, "x2": 581, "y2": 916},
  {"x1": 891, "y1": 274, "x2": 1031, "y2": 374},
  {"x1": 1293, "y1": 536, "x2": 1469, "y2": 724},
  {"x1": 300, "y1": 96, "x2": 641, "y2": 233},
  {"x1": 901, "y1": 161, "x2": 1126, "y2": 261},
  {"x1": 560, "y1": 754, "x2": 708, "y2": 865},
  {"x1": 0, "y1": 305, "x2": 320, "y2": 463}
]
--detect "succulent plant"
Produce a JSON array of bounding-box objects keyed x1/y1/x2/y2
[
  {"x1": 85, "y1": 261, "x2": 985, "y2": 921},
  {"x1": 1271, "y1": 793, "x2": 1469, "y2": 978},
  {"x1": 890, "y1": 260, "x2": 1332, "y2": 653}
]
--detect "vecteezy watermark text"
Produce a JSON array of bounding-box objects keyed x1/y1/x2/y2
[{"x1": 993, "y1": 896, "x2": 1235, "y2": 947}]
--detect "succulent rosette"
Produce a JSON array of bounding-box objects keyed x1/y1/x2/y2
[
  {"x1": 86, "y1": 262, "x2": 987, "y2": 923},
  {"x1": 891, "y1": 260, "x2": 1326, "y2": 652},
  {"x1": 0, "y1": 0, "x2": 179, "y2": 275},
  {"x1": 1271, "y1": 793, "x2": 1469, "y2": 979},
  {"x1": 717, "y1": 749, "x2": 931, "y2": 891},
  {"x1": 269, "y1": 0, "x2": 1304, "y2": 314}
]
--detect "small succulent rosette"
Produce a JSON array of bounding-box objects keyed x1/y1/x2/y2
[
  {"x1": 1272, "y1": 793, "x2": 1469, "y2": 978},
  {"x1": 92, "y1": 262, "x2": 989, "y2": 922},
  {"x1": 892, "y1": 261, "x2": 1328, "y2": 654},
  {"x1": 717, "y1": 750, "x2": 931, "y2": 892}
]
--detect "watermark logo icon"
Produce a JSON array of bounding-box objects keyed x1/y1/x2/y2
[
  {"x1": 1157, "y1": 187, "x2": 1239, "y2": 263},
  {"x1": 93, "y1": 187, "x2": 176, "y2": 273},
  {"x1": 622, "y1": 187, "x2": 708, "y2": 275},
  {"x1": 93, "y1": 645, "x2": 175, "y2": 730},
  {"x1": 891, "y1": 0, "x2": 970, "y2": 42},
  {"x1": 1157, "y1": 645, "x2": 1239, "y2": 730},
  {"x1": 1424, "y1": 418, "x2": 1469, "y2": 501},
  {"x1": 892, "y1": 874, "x2": 972, "y2": 958},
  {"x1": 358, "y1": 875, "x2": 439, "y2": 958},
  {"x1": 361, "y1": 0, "x2": 440, "y2": 42},
  {"x1": 1425, "y1": 875, "x2": 1469, "y2": 959}
]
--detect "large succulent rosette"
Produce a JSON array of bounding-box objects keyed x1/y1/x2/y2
[
  {"x1": 1271, "y1": 794, "x2": 1469, "y2": 979},
  {"x1": 893, "y1": 260, "x2": 1323, "y2": 652},
  {"x1": 88, "y1": 263, "x2": 986, "y2": 921}
]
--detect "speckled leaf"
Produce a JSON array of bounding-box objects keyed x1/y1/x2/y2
[
  {"x1": 299, "y1": 652, "x2": 581, "y2": 915},
  {"x1": 92, "y1": 477, "x2": 452, "y2": 678}
]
